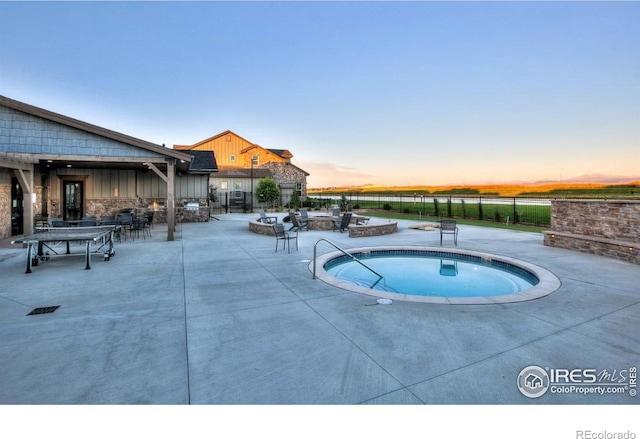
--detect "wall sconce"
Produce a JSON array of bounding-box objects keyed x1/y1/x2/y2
[{"x1": 113, "y1": 187, "x2": 119, "y2": 197}]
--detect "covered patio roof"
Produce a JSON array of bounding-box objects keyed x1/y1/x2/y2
[{"x1": 0, "y1": 95, "x2": 200, "y2": 240}]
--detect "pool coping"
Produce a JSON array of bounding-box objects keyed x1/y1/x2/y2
[{"x1": 310, "y1": 245, "x2": 562, "y2": 305}]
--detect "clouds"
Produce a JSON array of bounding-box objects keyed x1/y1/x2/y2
[
  {"x1": 296, "y1": 161, "x2": 376, "y2": 188},
  {"x1": 1, "y1": 1, "x2": 638, "y2": 187}
]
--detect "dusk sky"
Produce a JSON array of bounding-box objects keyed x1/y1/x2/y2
[{"x1": 1, "y1": 1, "x2": 638, "y2": 188}]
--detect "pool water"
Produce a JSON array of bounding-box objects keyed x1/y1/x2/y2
[{"x1": 325, "y1": 252, "x2": 539, "y2": 298}]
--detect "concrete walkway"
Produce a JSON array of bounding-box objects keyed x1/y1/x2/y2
[{"x1": 1, "y1": 213, "x2": 638, "y2": 404}]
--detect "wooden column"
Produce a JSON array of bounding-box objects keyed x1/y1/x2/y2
[
  {"x1": 145, "y1": 160, "x2": 175, "y2": 242},
  {"x1": 15, "y1": 168, "x2": 34, "y2": 236},
  {"x1": 167, "y1": 159, "x2": 175, "y2": 241}
]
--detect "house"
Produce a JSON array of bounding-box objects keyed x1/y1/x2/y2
[
  {"x1": 0, "y1": 95, "x2": 217, "y2": 241},
  {"x1": 174, "y1": 130, "x2": 309, "y2": 210}
]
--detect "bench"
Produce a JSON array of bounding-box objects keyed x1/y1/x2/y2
[{"x1": 544, "y1": 231, "x2": 638, "y2": 265}]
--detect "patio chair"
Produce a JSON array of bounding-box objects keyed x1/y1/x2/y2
[
  {"x1": 333, "y1": 213, "x2": 352, "y2": 233},
  {"x1": 288, "y1": 211, "x2": 305, "y2": 232},
  {"x1": 142, "y1": 211, "x2": 154, "y2": 230},
  {"x1": 47, "y1": 217, "x2": 62, "y2": 227},
  {"x1": 440, "y1": 220, "x2": 458, "y2": 246},
  {"x1": 129, "y1": 217, "x2": 150, "y2": 241},
  {"x1": 298, "y1": 208, "x2": 310, "y2": 230},
  {"x1": 100, "y1": 219, "x2": 122, "y2": 243},
  {"x1": 274, "y1": 223, "x2": 298, "y2": 253},
  {"x1": 259, "y1": 209, "x2": 278, "y2": 224},
  {"x1": 116, "y1": 213, "x2": 133, "y2": 241}
]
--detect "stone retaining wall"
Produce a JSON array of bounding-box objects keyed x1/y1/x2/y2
[
  {"x1": 249, "y1": 219, "x2": 276, "y2": 236},
  {"x1": 349, "y1": 221, "x2": 398, "y2": 238},
  {"x1": 544, "y1": 200, "x2": 639, "y2": 264}
]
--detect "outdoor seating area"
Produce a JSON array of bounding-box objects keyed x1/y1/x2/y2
[
  {"x1": 37, "y1": 210, "x2": 154, "y2": 243},
  {"x1": 248, "y1": 211, "x2": 398, "y2": 238},
  {"x1": 1, "y1": 213, "x2": 639, "y2": 405}
]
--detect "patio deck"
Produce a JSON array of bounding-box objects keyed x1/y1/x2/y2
[{"x1": 1, "y1": 213, "x2": 639, "y2": 406}]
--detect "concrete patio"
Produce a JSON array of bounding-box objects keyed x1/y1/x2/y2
[{"x1": 0, "y1": 213, "x2": 638, "y2": 404}]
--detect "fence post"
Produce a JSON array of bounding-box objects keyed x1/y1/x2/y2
[
  {"x1": 478, "y1": 196, "x2": 483, "y2": 221},
  {"x1": 513, "y1": 198, "x2": 517, "y2": 224}
]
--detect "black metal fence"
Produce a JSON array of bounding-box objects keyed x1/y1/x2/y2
[{"x1": 307, "y1": 193, "x2": 552, "y2": 226}]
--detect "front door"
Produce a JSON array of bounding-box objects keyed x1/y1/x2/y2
[
  {"x1": 11, "y1": 177, "x2": 23, "y2": 235},
  {"x1": 63, "y1": 181, "x2": 84, "y2": 220}
]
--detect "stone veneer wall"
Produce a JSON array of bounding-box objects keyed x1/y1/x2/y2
[
  {"x1": 50, "y1": 197, "x2": 210, "y2": 223},
  {"x1": 543, "y1": 200, "x2": 639, "y2": 264},
  {"x1": 0, "y1": 183, "x2": 10, "y2": 240},
  {"x1": 248, "y1": 219, "x2": 276, "y2": 236},
  {"x1": 348, "y1": 221, "x2": 398, "y2": 238}
]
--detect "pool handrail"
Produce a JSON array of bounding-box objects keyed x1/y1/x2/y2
[{"x1": 312, "y1": 238, "x2": 383, "y2": 287}]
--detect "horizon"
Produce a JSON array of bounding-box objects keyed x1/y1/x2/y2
[
  {"x1": 1, "y1": 1, "x2": 638, "y2": 188},
  {"x1": 307, "y1": 173, "x2": 640, "y2": 190}
]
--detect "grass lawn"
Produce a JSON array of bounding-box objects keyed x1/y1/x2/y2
[{"x1": 364, "y1": 211, "x2": 547, "y2": 233}]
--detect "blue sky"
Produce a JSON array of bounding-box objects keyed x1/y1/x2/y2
[{"x1": 1, "y1": 1, "x2": 638, "y2": 187}]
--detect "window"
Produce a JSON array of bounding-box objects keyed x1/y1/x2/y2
[
  {"x1": 296, "y1": 182, "x2": 303, "y2": 197},
  {"x1": 220, "y1": 181, "x2": 228, "y2": 190},
  {"x1": 230, "y1": 155, "x2": 236, "y2": 163},
  {"x1": 234, "y1": 181, "x2": 242, "y2": 198},
  {"x1": 251, "y1": 155, "x2": 259, "y2": 166}
]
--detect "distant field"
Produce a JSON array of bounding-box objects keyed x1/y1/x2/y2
[
  {"x1": 307, "y1": 182, "x2": 640, "y2": 227},
  {"x1": 309, "y1": 182, "x2": 640, "y2": 198}
]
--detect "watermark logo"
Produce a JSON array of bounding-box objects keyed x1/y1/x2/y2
[
  {"x1": 517, "y1": 365, "x2": 550, "y2": 398},
  {"x1": 518, "y1": 365, "x2": 637, "y2": 399}
]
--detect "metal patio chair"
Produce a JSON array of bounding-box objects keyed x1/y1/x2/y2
[
  {"x1": 440, "y1": 220, "x2": 459, "y2": 246},
  {"x1": 274, "y1": 223, "x2": 298, "y2": 253}
]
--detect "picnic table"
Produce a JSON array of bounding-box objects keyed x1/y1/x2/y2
[{"x1": 11, "y1": 226, "x2": 117, "y2": 274}]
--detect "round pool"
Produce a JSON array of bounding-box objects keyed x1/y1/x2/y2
[{"x1": 311, "y1": 246, "x2": 561, "y2": 304}]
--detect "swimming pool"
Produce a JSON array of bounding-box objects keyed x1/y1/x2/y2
[{"x1": 312, "y1": 246, "x2": 561, "y2": 304}]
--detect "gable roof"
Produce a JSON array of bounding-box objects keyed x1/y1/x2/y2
[
  {"x1": 174, "y1": 130, "x2": 253, "y2": 150},
  {"x1": 267, "y1": 149, "x2": 294, "y2": 159},
  {"x1": 182, "y1": 150, "x2": 218, "y2": 173},
  {"x1": 0, "y1": 94, "x2": 192, "y2": 163}
]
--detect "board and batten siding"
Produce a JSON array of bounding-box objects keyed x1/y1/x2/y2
[
  {"x1": 50, "y1": 167, "x2": 207, "y2": 199},
  {"x1": 189, "y1": 133, "x2": 286, "y2": 168},
  {"x1": 191, "y1": 134, "x2": 252, "y2": 168}
]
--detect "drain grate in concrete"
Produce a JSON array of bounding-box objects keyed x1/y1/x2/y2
[{"x1": 27, "y1": 306, "x2": 60, "y2": 316}]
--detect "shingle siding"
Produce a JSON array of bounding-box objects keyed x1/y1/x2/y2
[{"x1": 0, "y1": 105, "x2": 165, "y2": 159}]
